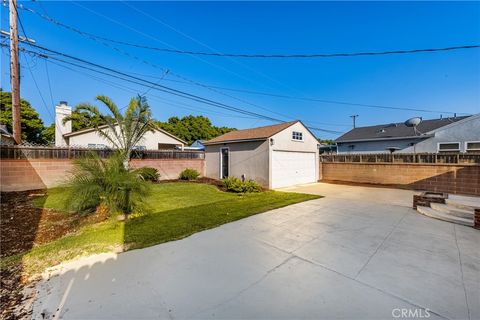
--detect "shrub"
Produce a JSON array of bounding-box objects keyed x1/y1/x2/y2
[
  {"x1": 136, "y1": 167, "x2": 160, "y2": 182},
  {"x1": 222, "y1": 177, "x2": 262, "y2": 193},
  {"x1": 66, "y1": 152, "x2": 151, "y2": 217},
  {"x1": 179, "y1": 168, "x2": 200, "y2": 180}
]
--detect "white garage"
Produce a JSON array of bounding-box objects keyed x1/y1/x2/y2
[
  {"x1": 204, "y1": 121, "x2": 319, "y2": 189},
  {"x1": 271, "y1": 151, "x2": 317, "y2": 189}
]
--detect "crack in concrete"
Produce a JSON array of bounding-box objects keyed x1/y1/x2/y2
[
  {"x1": 453, "y1": 224, "x2": 472, "y2": 320},
  {"x1": 354, "y1": 211, "x2": 408, "y2": 279},
  {"x1": 190, "y1": 255, "x2": 296, "y2": 318},
  {"x1": 291, "y1": 254, "x2": 451, "y2": 320}
]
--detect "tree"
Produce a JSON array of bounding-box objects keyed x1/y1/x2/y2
[
  {"x1": 318, "y1": 139, "x2": 335, "y2": 145},
  {"x1": 0, "y1": 89, "x2": 46, "y2": 143},
  {"x1": 68, "y1": 95, "x2": 157, "y2": 168},
  {"x1": 65, "y1": 106, "x2": 107, "y2": 132},
  {"x1": 158, "y1": 115, "x2": 235, "y2": 145},
  {"x1": 66, "y1": 152, "x2": 150, "y2": 218},
  {"x1": 40, "y1": 123, "x2": 55, "y2": 145}
]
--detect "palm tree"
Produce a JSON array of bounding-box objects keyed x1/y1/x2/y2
[
  {"x1": 65, "y1": 95, "x2": 157, "y2": 168},
  {"x1": 67, "y1": 152, "x2": 151, "y2": 218}
]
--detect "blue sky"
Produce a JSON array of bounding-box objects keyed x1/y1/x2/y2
[{"x1": 1, "y1": 1, "x2": 479, "y2": 139}]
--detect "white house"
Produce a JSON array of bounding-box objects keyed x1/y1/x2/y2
[
  {"x1": 204, "y1": 121, "x2": 319, "y2": 189},
  {"x1": 54, "y1": 101, "x2": 186, "y2": 149}
]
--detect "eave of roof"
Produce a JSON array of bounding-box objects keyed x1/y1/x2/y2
[
  {"x1": 63, "y1": 123, "x2": 187, "y2": 144},
  {"x1": 336, "y1": 134, "x2": 434, "y2": 143},
  {"x1": 203, "y1": 120, "x2": 301, "y2": 145},
  {"x1": 203, "y1": 138, "x2": 268, "y2": 146}
]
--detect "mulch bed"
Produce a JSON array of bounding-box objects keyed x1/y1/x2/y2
[{"x1": 0, "y1": 190, "x2": 106, "y2": 320}]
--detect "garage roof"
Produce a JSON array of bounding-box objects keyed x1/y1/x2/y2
[{"x1": 204, "y1": 121, "x2": 299, "y2": 145}]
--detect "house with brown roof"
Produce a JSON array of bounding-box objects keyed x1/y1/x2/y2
[{"x1": 204, "y1": 120, "x2": 319, "y2": 189}]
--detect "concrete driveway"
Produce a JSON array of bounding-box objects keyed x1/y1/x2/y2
[{"x1": 34, "y1": 183, "x2": 479, "y2": 320}]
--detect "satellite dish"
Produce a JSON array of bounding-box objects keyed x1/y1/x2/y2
[
  {"x1": 404, "y1": 117, "x2": 423, "y2": 136},
  {"x1": 404, "y1": 117, "x2": 422, "y2": 127}
]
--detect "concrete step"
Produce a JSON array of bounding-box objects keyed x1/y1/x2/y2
[
  {"x1": 430, "y1": 203, "x2": 474, "y2": 219},
  {"x1": 417, "y1": 206, "x2": 474, "y2": 227},
  {"x1": 445, "y1": 194, "x2": 480, "y2": 211}
]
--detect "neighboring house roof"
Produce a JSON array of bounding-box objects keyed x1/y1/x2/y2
[
  {"x1": 336, "y1": 116, "x2": 470, "y2": 143},
  {"x1": 0, "y1": 125, "x2": 12, "y2": 137},
  {"x1": 204, "y1": 121, "x2": 299, "y2": 145},
  {"x1": 0, "y1": 124, "x2": 15, "y2": 145},
  {"x1": 63, "y1": 123, "x2": 187, "y2": 144}
]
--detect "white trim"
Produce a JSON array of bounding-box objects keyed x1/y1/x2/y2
[
  {"x1": 437, "y1": 142, "x2": 461, "y2": 152},
  {"x1": 204, "y1": 138, "x2": 267, "y2": 146},
  {"x1": 465, "y1": 141, "x2": 480, "y2": 152},
  {"x1": 219, "y1": 147, "x2": 230, "y2": 179},
  {"x1": 291, "y1": 131, "x2": 304, "y2": 141}
]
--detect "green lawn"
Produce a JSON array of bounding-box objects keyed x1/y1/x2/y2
[{"x1": 5, "y1": 182, "x2": 320, "y2": 275}]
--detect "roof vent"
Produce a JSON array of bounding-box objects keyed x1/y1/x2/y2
[{"x1": 376, "y1": 129, "x2": 387, "y2": 134}]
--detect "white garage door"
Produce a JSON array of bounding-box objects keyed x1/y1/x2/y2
[{"x1": 271, "y1": 151, "x2": 316, "y2": 189}]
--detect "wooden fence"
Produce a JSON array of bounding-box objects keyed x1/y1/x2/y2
[
  {"x1": 320, "y1": 153, "x2": 480, "y2": 165},
  {"x1": 0, "y1": 145, "x2": 205, "y2": 160}
]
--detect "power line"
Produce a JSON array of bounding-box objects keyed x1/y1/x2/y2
[
  {"x1": 1, "y1": 40, "x2": 342, "y2": 134},
  {"x1": 13, "y1": 1, "x2": 55, "y2": 122},
  {"x1": 131, "y1": 72, "x2": 469, "y2": 116},
  {"x1": 18, "y1": 4, "x2": 466, "y2": 119},
  {"x1": 18, "y1": 2, "x2": 301, "y2": 122},
  {"x1": 19, "y1": 3, "x2": 479, "y2": 59},
  {"x1": 45, "y1": 58, "x2": 259, "y2": 120}
]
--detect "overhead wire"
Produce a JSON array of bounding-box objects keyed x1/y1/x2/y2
[
  {"x1": 17, "y1": 3, "x2": 469, "y2": 118},
  {"x1": 1, "y1": 40, "x2": 344, "y2": 134}
]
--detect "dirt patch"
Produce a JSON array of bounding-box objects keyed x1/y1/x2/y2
[
  {"x1": 1, "y1": 190, "x2": 105, "y2": 258},
  {"x1": 0, "y1": 190, "x2": 107, "y2": 320}
]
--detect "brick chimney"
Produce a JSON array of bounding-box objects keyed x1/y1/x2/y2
[{"x1": 55, "y1": 101, "x2": 72, "y2": 146}]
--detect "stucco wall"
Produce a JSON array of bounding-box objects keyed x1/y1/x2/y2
[
  {"x1": 67, "y1": 128, "x2": 184, "y2": 149},
  {"x1": 270, "y1": 121, "x2": 320, "y2": 186},
  {"x1": 412, "y1": 116, "x2": 480, "y2": 152},
  {"x1": 205, "y1": 122, "x2": 320, "y2": 188},
  {"x1": 0, "y1": 158, "x2": 205, "y2": 191},
  {"x1": 337, "y1": 137, "x2": 426, "y2": 154},
  {"x1": 205, "y1": 140, "x2": 270, "y2": 187},
  {"x1": 337, "y1": 115, "x2": 480, "y2": 154}
]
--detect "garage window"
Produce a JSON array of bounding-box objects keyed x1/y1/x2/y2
[{"x1": 292, "y1": 131, "x2": 303, "y2": 141}]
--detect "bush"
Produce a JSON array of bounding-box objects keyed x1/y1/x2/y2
[
  {"x1": 136, "y1": 167, "x2": 160, "y2": 182},
  {"x1": 222, "y1": 177, "x2": 262, "y2": 193},
  {"x1": 66, "y1": 152, "x2": 151, "y2": 216},
  {"x1": 179, "y1": 168, "x2": 200, "y2": 180}
]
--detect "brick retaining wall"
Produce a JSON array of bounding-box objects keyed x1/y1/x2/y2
[
  {"x1": 320, "y1": 162, "x2": 480, "y2": 196},
  {"x1": 0, "y1": 159, "x2": 205, "y2": 192}
]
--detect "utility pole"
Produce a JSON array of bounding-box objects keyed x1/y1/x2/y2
[
  {"x1": 350, "y1": 115, "x2": 359, "y2": 129},
  {"x1": 9, "y1": 0, "x2": 21, "y2": 144}
]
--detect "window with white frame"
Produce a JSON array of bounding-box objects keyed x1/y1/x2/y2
[
  {"x1": 292, "y1": 131, "x2": 303, "y2": 141},
  {"x1": 438, "y1": 142, "x2": 460, "y2": 152},
  {"x1": 466, "y1": 141, "x2": 480, "y2": 152}
]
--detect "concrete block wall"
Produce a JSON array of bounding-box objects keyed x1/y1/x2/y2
[
  {"x1": 0, "y1": 159, "x2": 205, "y2": 192},
  {"x1": 130, "y1": 159, "x2": 205, "y2": 180},
  {"x1": 320, "y1": 163, "x2": 480, "y2": 196}
]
